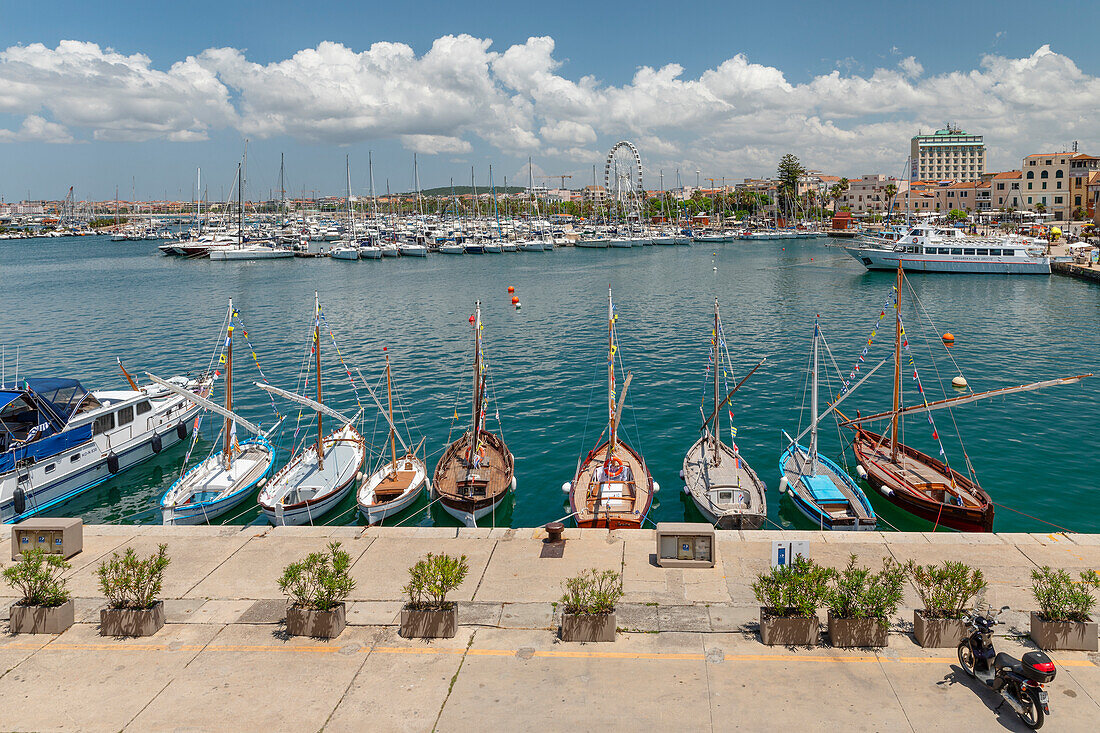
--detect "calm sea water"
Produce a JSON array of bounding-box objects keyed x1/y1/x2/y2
[{"x1": 2, "y1": 235, "x2": 1098, "y2": 532}]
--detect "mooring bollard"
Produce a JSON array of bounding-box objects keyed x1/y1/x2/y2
[{"x1": 545, "y1": 522, "x2": 564, "y2": 542}]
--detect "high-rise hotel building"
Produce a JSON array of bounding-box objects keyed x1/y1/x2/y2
[{"x1": 910, "y1": 126, "x2": 985, "y2": 182}]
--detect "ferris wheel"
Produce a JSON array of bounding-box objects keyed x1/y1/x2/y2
[{"x1": 603, "y1": 141, "x2": 643, "y2": 218}]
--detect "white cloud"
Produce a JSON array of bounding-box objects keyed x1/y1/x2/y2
[
  {"x1": 0, "y1": 114, "x2": 73, "y2": 143},
  {"x1": 1, "y1": 38, "x2": 1098, "y2": 179}
]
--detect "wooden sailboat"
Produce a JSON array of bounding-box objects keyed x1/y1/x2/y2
[
  {"x1": 356, "y1": 350, "x2": 429, "y2": 524},
  {"x1": 568, "y1": 286, "x2": 655, "y2": 529},
  {"x1": 842, "y1": 265, "x2": 1091, "y2": 532},
  {"x1": 257, "y1": 294, "x2": 365, "y2": 525},
  {"x1": 683, "y1": 298, "x2": 767, "y2": 529},
  {"x1": 432, "y1": 302, "x2": 515, "y2": 526},
  {"x1": 779, "y1": 318, "x2": 877, "y2": 530},
  {"x1": 157, "y1": 300, "x2": 276, "y2": 525}
]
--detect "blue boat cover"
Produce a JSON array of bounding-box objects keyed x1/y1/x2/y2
[
  {"x1": 0, "y1": 423, "x2": 93, "y2": 473},
  {"x1": 804, "y1": 474, "x2": 847, "y2": 504},
  {"x1": 0, "y1": 391, "x2": 24, "y2": 411}
]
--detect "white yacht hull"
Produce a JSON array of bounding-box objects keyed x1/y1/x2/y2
[
  {"x1": 356, "y1": 459, "x2": 428, "y2": 524},
  {"x1": 844, "y1": 247, "x2": 1051, "y2": 274},
  {"x1": 258, "y1": 425, "x2": 365, "y2": 526}
]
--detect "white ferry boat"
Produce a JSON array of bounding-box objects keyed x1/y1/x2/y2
[
  {"x1": 842, "y1": 225, "x2": 1050, "y2": 274},
  {"x1": 1, "y1": 373, "x2": 211, "y2": 522}
]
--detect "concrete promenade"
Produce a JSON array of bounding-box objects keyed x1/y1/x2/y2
[{"x1": 2, "y1": 524, "x2": 1099, "y2": 731}]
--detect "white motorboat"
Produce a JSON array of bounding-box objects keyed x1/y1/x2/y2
[
  {"x1": 359, "y1": 244, "x2": 383, "y2": 259},
  {"x1": 440, "y1": 243, "x2": 465, "y2": 254},
  {"x1": 843, "y1": 224, "x2": 1050, "y2": 274},
  {"x1": 329, "y1": 245, "x2": 360, "y2": 260},
  {"x1": 398, "y1": 242, "x2": 428, "y2": 257}
]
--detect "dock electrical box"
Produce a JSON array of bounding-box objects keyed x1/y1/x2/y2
[
  {"x1": 655, "y1": 523, "x2": 716, "y2": 568},
  {"x1": 11, "y1": 518, "x2": 83, "y2": 560}
]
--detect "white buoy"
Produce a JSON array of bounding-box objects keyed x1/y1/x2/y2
[
  {"x1": 856, "y1": 465, "x2": 868, "y2": 480},
  {"x1": 778, "y1": 477, "x2": 788, "y2": 494},
  {"x1": 561, "y1": 482, "x2": 571, "y2": 494},
  {"x1": 652, "y1": 481, "x2": 660, "y2": 493},
  {"x1": 952, "y1": 375, "x2": 968, "y2": 389}
]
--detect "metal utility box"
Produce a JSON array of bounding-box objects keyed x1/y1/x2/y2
[
  {"x1": 771, "y1": 540, "x2": 809, "y2": 569},
  {"x1": 655, "y1": 523, "x2": 716, "y2": 568},
  {"x1": 11, "y1": 518, "x2": 83, "y2": 560}
]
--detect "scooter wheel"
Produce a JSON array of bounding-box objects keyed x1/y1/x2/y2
[
  {"x1": 957, "y1": 642, "x2": 977, "y2": 678},
  {"x1": 1019, "y1": 688, "x2": 1044, "y2": 730}
]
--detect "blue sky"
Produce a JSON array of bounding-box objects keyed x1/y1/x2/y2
[{"x1": 1, "y1": 0, "x2": 1098, "y2": 200}]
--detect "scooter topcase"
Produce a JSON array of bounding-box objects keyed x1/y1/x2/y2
[{"x1": 1021, "y1": 651, "x2": 1057, "y2": 683}]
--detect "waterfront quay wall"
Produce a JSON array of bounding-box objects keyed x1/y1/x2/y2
[
  {"x1": 1054, "y1": 260, "x2": 1100, "y2": 283},
  {"x1": 2, "y1": 525, "x2": 1099, "y2": 730}
]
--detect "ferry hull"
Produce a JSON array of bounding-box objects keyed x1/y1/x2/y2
[{"x1": 844, "y1": 248, "x2": 1051, "y2": 274}]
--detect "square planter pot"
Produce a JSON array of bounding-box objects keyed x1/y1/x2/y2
[
  {"x1": 913, "y1": 610, "x2": 968, "y2": 648},
  {"x1": 759, "y1": 608, "x2": 819, "y2": 646},
  {"x1": 400, "y1": 606, "x2": 457, "y2": 639},
  {"x1": 561, "y1": 612, "x2": 616, "y2": 642},
  {"x1": 9, "y1": 600, "x2": 74, "y2": 635},
  {"x1": 828, "y1": 611, "x2": 889, "y2": 648},
  {"x1": 1029, "y1": 611, "x2": 1098, "y2": 652},
  {"x1": 286, "y1": 602, "x2": 347, "y2": 639},
  {"x1": 100, "y1": 601, "x2": 166, "y2": 637}
]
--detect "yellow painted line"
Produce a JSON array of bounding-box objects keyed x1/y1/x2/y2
[
  {"x1": 370, "y1": 647, "x2": 470, "y2": 656},
  {"x1": 533, "y1": 650, "x2": 704, "y2": 660}
]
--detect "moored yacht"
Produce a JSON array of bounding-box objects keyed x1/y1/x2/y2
[{"x1": 843, "y1": 224, "x2": 1050, "y2": 274}]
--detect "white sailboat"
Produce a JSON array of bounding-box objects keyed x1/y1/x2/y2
[
  {"x1": 158, "y1": 301, "x2": 277, "y2": 525},
  {"x1": 356, "y1": 351, "x2": 428, "y2": 524},
  {"x1": 257, "y1": 294, "x2": 366, "y2": 525}
]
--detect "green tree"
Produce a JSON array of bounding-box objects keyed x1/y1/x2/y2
[
  {"x1": 947, "y1": 208, "x2": 968, "y2": 222},
  {"x1": 776, "y1": 154, "x2": 806, "y2": 220}
]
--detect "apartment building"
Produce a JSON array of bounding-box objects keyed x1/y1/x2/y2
[
  {"x1": 838, "y1": 174, "x2": 909, "y2": 214},
  {"x1": 934, "y1": 180, "x2": 991, "y2": 213},
  {"x1": 1021, "y1": 151, "x2": 1097, "y2": 221},
  {"x1": 1069, "y1": 155, "x2": 1100, "y2": 218},
  {"x1": 910, "y1": 127, "x2": 986, "y2": 182},
  {"x1": 985, "y1": 171, "x2": 1023, "y2": 211}
]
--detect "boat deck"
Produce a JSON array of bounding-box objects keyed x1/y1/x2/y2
[
  {"x1": 262, "y1": 430, "x2": 363, "y2": 506},
  {"x1": 434, "y1": 431, "x2": 513, "y2": 506},
  {"x1": 175, "y1": 446, "x2": 271, "y2": 503},
  {"x1": 573, "y1": 441, "x2": 651, "y2": 526},
  {"x1": 783, "y1": 447, "x2": 872, "y2": 521},
  {"x1": 855, "y1": 432, "x2": 985, "y2": 508},
  {"x1": 683, "y1": 436, "x2": 766, "y2": 524}
]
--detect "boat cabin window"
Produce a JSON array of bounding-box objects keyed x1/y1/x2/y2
[
  {"x1": 71, "y1": 453, "x2": 81, "y2": 462},
  {"x1": 1006, "y1": 250, "x2": 1018, "y2": 256},
  {"x1": 44, "y1": 463, "x2": 55, "y2": 474},
  {"x1": 92, "y1": 413, "x2": 115, "y2": 435},
  {"x1": 963, "y1": 248, "x2": 975, "y2": 255},
  {"x1": 136, "y1": 401, "x2": 151, "y2": 415},
  {"x1": 976, "y1": 249, "x2": 989, "y2": 256},
  {"x1": 718, "y1": 490, "x2": 734, "y2": 503},
  {"x1": 117, "y1": 405, "x2": 134, "y2": 426},
  {"x1": 989, "y1": 249, "x2": 1001, "y2": 256}
]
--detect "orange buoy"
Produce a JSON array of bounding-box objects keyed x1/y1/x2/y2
[
  {"x1": 507, "y1": 286, "x2": 515, "y2": 293},
  {"x1": 942, "y1": 332, "x2": 955, "y2": 344},
  {"x1": 511, "y1": 296, "x2": 519, "y2": 304}
]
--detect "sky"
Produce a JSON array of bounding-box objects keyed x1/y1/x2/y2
[{"x1": 1, "y1": 0, "x2": 1099, "y2": 201}]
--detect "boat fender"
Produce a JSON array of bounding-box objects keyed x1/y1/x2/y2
[
  {"x1": 682, "y1": 486, "x2": 690, "y2": 495},
  {"x1": 151, "y1": 433, "x2": 162, "y2": 454},
  {"x1": 855, "y1": 465, "x2": 867, "y2": 480},
  {"x1": 356, "y1": 472, "x2": 365, "y2": 483},
  {"x1": 679, "y1": 469, "x2": 685, "y2": 479},
  {"x1": 13, "y1": 486, "x2": 26, "y2": 516},
  {"x1": 879, "y1": 485, "x2": 894, "y2": 497},
  {"x1": 176, "y1": 422, "x2": 187, "y2": 440},
  {"x1": 778, "y1": 477, "x2": 788, "y2": 494},
  {"x1": 561, "y1": 482, "x2": 571, "y2": 494},
  {"x1": 107, "y1": 452, "x2": 120, "y2": 474},
  {"x1": 652, "y1": 481, "x2": 660, "y2": 493},
  {"x1": 511, "y1": 476, "x2": 517, "y2": 491},
  {"x1": 258, "y1": 478, "x2": 267, "y2": 488}
]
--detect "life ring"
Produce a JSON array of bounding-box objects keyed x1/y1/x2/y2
[
  {"x1": 463, "y1": 443, "x2": 486, "y2": 464},
  {"x1": 605, "y1": 455, "x2": 624, "y2": 480}
]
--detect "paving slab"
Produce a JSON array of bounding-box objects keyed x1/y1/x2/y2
[
  {"x1": 497, "y1": 602, "x2": 555, "y2": 630},
  {"x1": 435, "y1": 628, "x2": 711, "y2": 731},
  {"x1": 614, "y1": 603, "x2": 659, "y2": 633},
  {"x1": 163, "y1": 598, "x2": 206, "y2": 623},
  {"x1": 184, "y1": 599, "x2": 257, "y2": 625},
  {"x1": 236, "y1": 598, "x2": 287, "y2": 624},
  {"x1": 186, "y1": 535, "x2": 370, "y2": 600},
  {"x1": 458, "y1": 601, "x2": 503, "y2": 627},
  {"x1": 0, "y1": 627, "x2": 53, "y2": 678},
  {"x1": 125, "y1": 623, "x2": 376, "y2": 731},
  {"x1": 347, "y1": 601, "x2": 402, "y2": 626},
  {"x1": 474, "y1": 537, "x2": 622, "y2": 603},
  {"x1": 0, "y1": 622, "x2": 220, "y2": 732},
  {"x1": 658, "y1": 605, "x2": 711, "y2": 633},
  {"x1": 348, "y1": 536, "x2": 490, "y2": 602},
  {"x1": 325, "y1": 627, "x2": 475, "y2": 733},
  {"x1": 706, "y1": 604, "x2": 756, "y2": 634}
]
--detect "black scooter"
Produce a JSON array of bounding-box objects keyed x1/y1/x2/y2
[{"x1": 957, "y1": 604, "x2": 1055, "y2": 729}]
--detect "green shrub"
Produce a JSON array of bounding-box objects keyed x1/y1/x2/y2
[
  {"x1": 97, "y1": 543, "x2": 171, "y2": 609},
  {"x1": 909, "y1": 561, "x2": 987, "y2": 620},
  {"x1": 751, "y1": 555, "x2": 832, "y2": 618},
  {"x1": 825, "y1": 554, "x2": 907, "y2": 628},
  {"x1": 2, "y1": 548, "x2": 71, "y2": 607},
  {"x1": 278, "y1": 541, "x2": 356, "y2": 612},
  {"x1": 560, "y1": 568, "x2": 623, "y2": 615},
  {"x1": 1031, "y1": 566, "x2": 1100, "y2": 623},
  {"x1": 403, "y1": 553, "x2": 469, "y2": 611}
]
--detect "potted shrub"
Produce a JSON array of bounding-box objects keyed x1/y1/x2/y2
[
  {"x1": 560, "y1": 568, "x2": 622, "y2": 642},
  {"x1": 909, "y1": 561, "x2": 987, "y2": 648},
  {"x1": 1029, "y1": 566, "x2": 1099, "y2": 651},
  {"x1": 751, "y1": 555, "x2": 832, "y2": 646},
  {"x1": 825, "y1": 554, "x2": 906, "y2": 648},
  {"x1": 278, "y1": 541, "x2": 356, "y2": 639},
  {"x1": 97, "y1": 543, "x2": 171, "y2": 636},
  {"x1": 3, "y1": 548, "x2": 74, "y2": 634},
  {"x1": 400, "y1": 553, "x2": 468, "y2": 639}
]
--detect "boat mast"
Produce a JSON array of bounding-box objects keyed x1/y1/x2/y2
[
  {"x1": 713, "y1": 297, "x2": 721, "y2": 462},
  {"x1": 224, "y1": 300, "x2": 233, "y2": 470},
  {"x1": 809, "y1": 317, "x2": 819, "y2": 473},
  {"x1": 386, "y1": 352, "x2": 398, "y2": 474},
  {"x1": 890, "y1": 264, "x2": 903, "y2": 461},
  {"x1": 237, "y1": 162, "x2": 243, "y2": 249},
  {"x1": 469, "y1": 302, "x2": 482, "y2": 459},
  {"x1": 346, "y1": 155, "x2": 355, "y2": 242},
  {"x1": 608, "y1": 286, "x2": 617, "y2": 455},
  {"x1": 279, "y1": 154, "x2": 285, "y2": 234},
  {"x1": 315, "y1": 292, "x2": 324, "y2": 470}
]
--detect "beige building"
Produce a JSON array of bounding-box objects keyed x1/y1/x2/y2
[
  {"x1": 839, "y1": 174, "x2": 909, "y2": 214},
  {"x1": 1021, "y1": 151, "x2": 1098, "y2": 220},
  {"x1": 911, "y1": 127, "x2": 986, "y2": 182},
  {"x1": 985, "y1": 171, "x2": 1023, "y2": 211}
]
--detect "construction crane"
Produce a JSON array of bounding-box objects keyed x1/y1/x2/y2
[{"x1": 537, "y1": 174, "x2": 573, "y2": 189}]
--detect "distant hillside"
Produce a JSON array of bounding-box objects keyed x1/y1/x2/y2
[{"x1": 403, "y1": 185, "x2": 528, "y2": 196}]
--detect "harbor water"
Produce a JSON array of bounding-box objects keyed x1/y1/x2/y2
[{"x1": 2, "y1": 235, "x2": 1097, "y2": 532}]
